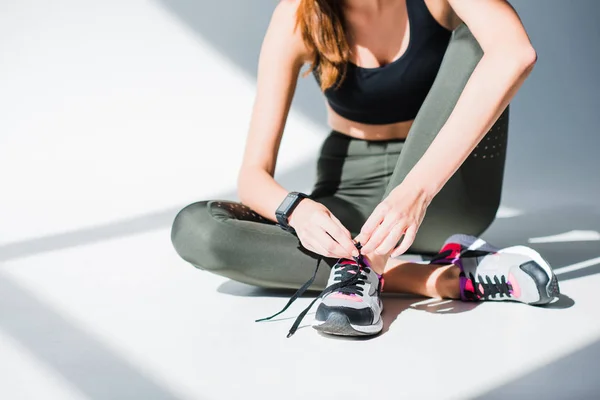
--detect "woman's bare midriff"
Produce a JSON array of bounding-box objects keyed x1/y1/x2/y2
[{"x1": 326, "y1": 103, "x2": 413, "y2": 141}]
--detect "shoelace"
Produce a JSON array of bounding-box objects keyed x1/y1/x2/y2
[
  {"x1": 467, "y1": 272, "x2": 513, "y2": 299},
  {"x1": 256, "y1": 243, "x2": 367, "y2": 338},
  {"x1": 332, "y1": 261, "x2": 369, "y2": 296}
]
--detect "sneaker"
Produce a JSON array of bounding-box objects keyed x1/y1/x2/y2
[
  {"x1": 457, "y1": 245, "x2": 560, "y2": 305},
  {"x1": 312, "y1": 258, "x2": 383, "y2": 336},
  {"x1": 256, "y1": 243, "x2": 383, "y2": 338}
]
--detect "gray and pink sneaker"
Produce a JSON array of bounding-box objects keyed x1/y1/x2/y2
[
  {"x1": 430, "y1": 234, "x2": 560, "y2": 305},
  {"x1": 312, "y1": 258, "x2": 384, "y2": 336},
  {"x1": 457, "y1": 246, "x2": 560, "y2": 305},
  {"x1": 256, "y1": 243, "x2": 383, "y2": 338}
]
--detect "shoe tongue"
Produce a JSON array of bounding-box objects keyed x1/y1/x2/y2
[
  {"x1": 334, "y1": 260, "x2": 367, "y2": 295},
  {"x1": 337, "y1": 259, "x2": 366, "y2": 279},
  {"x1": 441, "y1": 241, "x2": 461, "y2": 251},
  {"x1": 337, "y1": 258, "x2": 373, "y2": 280},
  {"x1": 440, "y1": 242, "x2": 462, "y2": 258}
]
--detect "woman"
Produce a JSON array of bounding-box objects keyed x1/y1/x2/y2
[{"x1": 171, "y1": 0, "x2": 560, "y2": 337}]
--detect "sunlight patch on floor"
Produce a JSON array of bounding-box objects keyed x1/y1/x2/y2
[{"x1": 529, "y1": 230, "x2": 600, "y2": 243}]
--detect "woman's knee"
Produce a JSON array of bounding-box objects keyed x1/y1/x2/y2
[
  {"x1": 410, "y1": 204, "x2": 496, "y2": 254},
  {"x1": 171, "y1": 201, "x2": 221, "y2": 269}
]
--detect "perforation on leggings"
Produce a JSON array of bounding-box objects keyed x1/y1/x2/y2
[
  {"x1": 470, "y1": 111, "x2": 508, "y2": 160},
  {"x1": 212, "y1": 201, "x2": 271, "y2": 223}
]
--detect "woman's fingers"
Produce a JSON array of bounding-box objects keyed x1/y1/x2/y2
[
  {"x1": 299, "y1": 231, "x2": 330, "y2": 258},
  {"x1": 310, "y1": 227, "x2": 351, "y2": 258},
  {"x1": 374, "y1": 223, "x2": 406, "y2": 255},
  {"x1": 295, "y1": 204, "x2": 357, "y2": 259},
  {"x1": 391, "y1": 224, "x2": 418, "y2": 258},
  {"x1": 355, "y1": 204, "x2": 387, "y2": 246},
  {"x1": 361, "y1": 214, "x2": 399, "y2": 254},
  {"x1": 326, "y1": 214, "x2": 358, "y2": 257}
]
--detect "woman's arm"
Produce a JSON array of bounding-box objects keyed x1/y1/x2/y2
[
  {"x1": 358, "y1": 0, "x2": 537, "y2": 256},
  {"x1": 237, "y1": 1, "x2": 307, "y2": 221},
  {"x1": 237, "y1": 1, "x2": 357, "y2": 258},
  {"x1": 402, "y1": 0, "x2": 537, "y2": 200}
]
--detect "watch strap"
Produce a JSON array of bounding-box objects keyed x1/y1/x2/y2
[{"x1": 275, "y1": 192, "x2": 308, "y2": 233}]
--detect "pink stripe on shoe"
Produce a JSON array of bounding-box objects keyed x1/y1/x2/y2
[
  {"x1": 331, "y1": 293, "x2": 364, "y2": 302},
  {"x1": 508, "y1": 273, "x2": 521, "y2": 298}
]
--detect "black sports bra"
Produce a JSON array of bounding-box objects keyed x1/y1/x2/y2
[{"x1": 313, "y1": 0, "x2": 452, "y2": 125}]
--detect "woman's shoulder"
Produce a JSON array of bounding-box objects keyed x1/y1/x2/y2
[
  {"x1": 274, "y1": 0, "x2": 302, "y2": 21},
  {"x1": 276, "y1": 0, "x2": 302, "y2": 13},
  {"x1": 267, "y1": 0, "x2": 311, "y2": 62}
]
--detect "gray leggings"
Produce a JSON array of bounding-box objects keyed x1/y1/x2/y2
[{"x1": 171, "y1": 25, "x2": 509, "y2": 290}]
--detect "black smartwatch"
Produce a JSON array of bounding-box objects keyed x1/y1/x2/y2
[{"x1": 275, "y1": 192, "x2": 308, "y2": 233}]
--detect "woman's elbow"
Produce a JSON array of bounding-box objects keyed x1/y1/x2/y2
[
  {"x1": 519, "y1": 45, "x2": 537, "y2": 71},
  {"x1": 492, "y1": 44, "x2": 537, "y2": 75}
]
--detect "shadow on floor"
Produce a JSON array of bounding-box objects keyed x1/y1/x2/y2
[
  {"x1": 474, "y1": 336, "x2": 600, "y2": 399},
  {"x1": 0, "y1": 272, "x2": 185, "y2": 400},
  {"x1": 544, "y1": 293, "x2": 576, "y2": 309},
  {"x1": 380, "y1": 296, "x2": 415, "y2": 334},
  {"x1": 217, "y1": 279, "x2": 316, "y2": 298}
]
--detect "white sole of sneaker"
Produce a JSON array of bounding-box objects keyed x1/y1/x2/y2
[{"x1": 352, "y1": 317, "x2": 383, "y2": 334}]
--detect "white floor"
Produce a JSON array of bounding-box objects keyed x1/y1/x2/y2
[{"x1": 1, "y1": 1, "x2": 599, "y2": 399}]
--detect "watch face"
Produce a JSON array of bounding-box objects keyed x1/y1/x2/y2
[{"x1": 279, "y1": 195, "x2": 296, "y2": 212}]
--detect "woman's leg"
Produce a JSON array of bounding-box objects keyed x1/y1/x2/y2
[
  {"x1": 171, "y1": 200, "x2": 334, "y2": 289},
  {"x1": 170, "y1": 132, "x2": 396, "y2": 291},
  {"x1": 383, "y1": 259, "x2": 460, "y2": 299},
  {"x1": 383, "y1": 24, "x2": 509, "y2": 255}
]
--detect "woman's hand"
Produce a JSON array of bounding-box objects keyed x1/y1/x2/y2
[
  {"x1": 289, "y1": 199, "x2": 359, "y2": 259},
  {"x1": 355, "y1": 185, "x2": 431, "y2": 258}
]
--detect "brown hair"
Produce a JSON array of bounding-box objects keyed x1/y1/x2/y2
[{"x1": 295, "y1": 0, "x2": 350, "y2": 91}]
